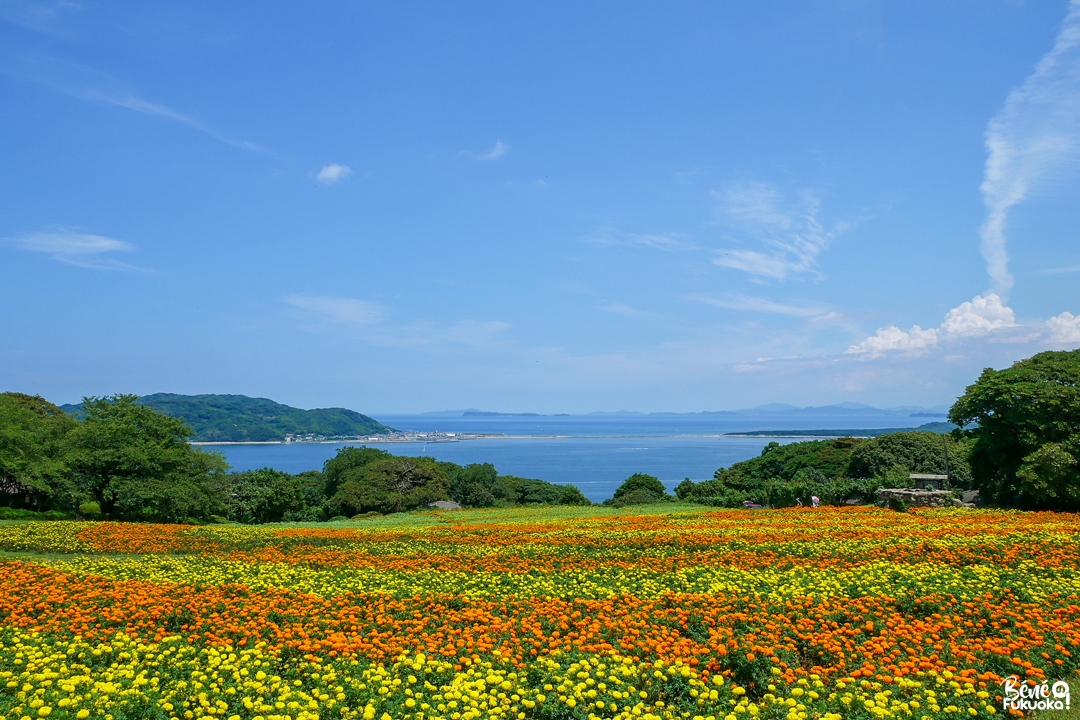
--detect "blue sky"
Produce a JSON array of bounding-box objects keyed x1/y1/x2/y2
[{"x1": 2, "y1": 1, "x2": 1080, "y2": 413}]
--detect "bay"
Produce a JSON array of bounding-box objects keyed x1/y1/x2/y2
[
  {"x1": 210, "y1": 412, "x2": 932, "y2": 503},
  {"x1": 211, "y1": 435, "x2": 801, "y2": 503}
]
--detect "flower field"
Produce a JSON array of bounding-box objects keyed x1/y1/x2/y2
[{"x1": 0, "y1": 506, "x2": 1078, "y2": 720}]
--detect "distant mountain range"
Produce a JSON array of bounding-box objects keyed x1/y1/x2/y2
[
  {"x1": 61, "y1": 393, "x2": 394, "y2": 442},
  {"x1": 418, "y1": 403, "x2": 950, "y2": 418},
  {"x1": 727, "y1": 421, "x2": 960, "y2": 437}
]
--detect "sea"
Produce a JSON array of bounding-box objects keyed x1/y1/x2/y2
[{"x1": 210, "y1": 411, "x2": 940, "y2": 503}]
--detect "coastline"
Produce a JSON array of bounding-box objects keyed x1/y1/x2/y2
[{"x1": 190, "y1": 433, "x2": 740, "y2": 445}]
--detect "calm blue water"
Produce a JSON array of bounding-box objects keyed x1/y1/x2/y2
[
  {"x1": 213, "y1": 436, "x2": 789, "y2": 503},
  {"x1": 209, "y1": 412, "x2": 937, "y2": 502}
]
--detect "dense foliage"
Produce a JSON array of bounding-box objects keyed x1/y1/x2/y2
[
  {"x1": 681, "y1": 431, "x2": 972, "y2": 508},
  {"x1": 0, "y1": 393, "x2": 77, "y2": 510},
  {"x1": 62, "y1": 393, "x2": 393, "y2": 442},
  {"x1": 950, "y1": 348, "x2": 1080, "y2": 509},
  {"x1": 216, "y1": 468, "x2": 307, "y2": 524},
  {"x1": 331, "y1": 457, "x2": 451, "y2": 515},
  {"x1": 65, "y1": 395, "x2": 230, "y2": 522},
  {"x1": 1, "y1": 393, "x2": 228, "y2": 521},
  {"x1": 0, "y1": 506, "x2": 1075, "y2": 720}
]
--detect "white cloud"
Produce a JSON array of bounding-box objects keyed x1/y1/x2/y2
[
  {"x1": 845, "y1": 293, "x2": 1060, "y2": 357},
  {"x1": 1047, "y1": 311, "x2": 1080, "y2": 344},
  {"x1": 846, "y1": 325, "x2": 939, "y2": 356},
  {"x1": 315, "y1": 163, "x2": 353, "y2": 184},
  {"x1": 979, "y1": 0, "x2": 1080, "y2": 295},
  {"x1": 10, "y1": 227, "x2": 143, "y2": 270},
  {"x1": 687, "y1": 292, "x2": 827, "y2": 318},
  {"x1": 479, "y1": 139, "x2": 508, "y2": 160},
  {"x1": 285, "y1": 295, "x2": 383, "y2": 325},
  {"x1": 712, "y1": 182, "x2": 841, "y2": 280},
  {"x1": 847, "y1": 293, "x2": 1015, "y2": 356},
  {"x1": 940, "y1": 293, "x2": 1016, "y2": 337}
]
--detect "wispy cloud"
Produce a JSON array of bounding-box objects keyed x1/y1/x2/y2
[
  {"x1": 479, "y1": 139, "x2": 508, "y2": 160},
  {"x1": 6, "y1": 54, "x2": 264, "y2": 152},
  {"x1": 437, "y1": 320, "x2": 512, "y2": 347},
  {"x1": 979, "y1": 0, "x2": 1080, "y2": 295},
  {"x1": 1042, "y1": 263, "x2": 1080, "y2": 275},
  {"x1": 712, "y1": 182, "x2": 842, "y2": 281},
  {"x1": 315, "y1": 163, "x2": 353, "y2": 184},
  {"x1": 687, "y1": 291, "x2": 828, "y2": 318},
  {"x1": 583, "y1": 229, "x2": 689, "y2": 250},
  {"x1": 0, "y1": 1, "x2": 81, "y2": 33},
  {"x1": 284, "y1": 295, "x2": 512, "y2": 350},
  {"x1": 78, "y1": 89, "x2": 265, "y2": 152},
  {"x1": 599, "y1": 303, "x2": 660, "y2": 318},
  {"x1": 285, "y1": 295, "x2": 384, "y2": 325},
  {"x1": 9, "y1": 227, "x2": 145, "y2": 271}
]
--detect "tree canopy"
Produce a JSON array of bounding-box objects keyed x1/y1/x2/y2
[
  {"x1": 64, "y1": 395, "x2": 229, "y2": 522},
  {"x1": 330, "y1": 457, "x2": 450, "y2": 515},
  {"x1": 604, "y1": 473, "x2": 671, "y2": 506},
  {"x1": 950, "y1": 349, "x2": 1080, "y2": 509},
  {"x1": 680, "y1": 430, "x2": 973, "y2": 508},
  {"x1": 0, "y1": 393, "x2": 78, "y2": 510}
]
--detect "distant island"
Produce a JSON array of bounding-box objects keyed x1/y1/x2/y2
[
  {"x1": 429, "y1": 403, "x2": 951, "y2": 418},
  {"x1": 726, "y1": 421, "x2": 958, "y2": 437},
  {"x1": 61, "y1": 393, "x2": 394, "y2": 442}
]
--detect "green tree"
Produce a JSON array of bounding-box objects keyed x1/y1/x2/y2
[
  {"x1": 714, "y1": 438, "x2": 860, "y2": 489},
  {"x1": 674, "y1": 478, "x2": 696, "y2": 500},
  {"x1": 64, "y1": 395, "x2": 229, "y2": 521},
  {"x1": 330, "y1": 457, "x2": 449, "y2": 515},
  {"x1": 322, "y1": 446, "x2": 392, "y2": 498},
  {"x1": 950, "y1": 349, "x2": 1080, "y2": 509},
  {"x1": 221, "y1": 468, "x2": 305, "y2": 524},
  {"x1": 0, "y1": 393, "x2": 78, "y2": 510},
  {"x1": 848, "y1": 431, "x2": 971, "y2": 486},
  {"x1": 606, "y1": 473, "x2": 669, "y2": 506},
  {"x1": 295, "y1": 470, "x2": 328, "y2": 518},
  {"x1": 447, "y1": 463, "x2": 499, "y2": 507}
]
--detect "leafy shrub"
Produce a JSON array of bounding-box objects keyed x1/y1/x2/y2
[
  {"x1": 886, "y1": 496, "x2": 910, "y2": 513},
  {"x1": 0, "y1": 507, "x2": 74, "y2": 521},
  {"x1": 606, "y1": 473, "x2": 669, "y2": 506},
  {"x1": 674, "y1": 478, "x2": 696, "y2": 499},
  {"x1": 606, "y1": 487, "x2": 667, "y2": 507}
]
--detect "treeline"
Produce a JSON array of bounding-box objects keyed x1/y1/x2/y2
[
  {"x1": 674, "y1": 349, "x2": 1080, "y2": 511},
  {"x1": 674, "y1": 431, "x2": 970, "y2": 508},
  {"x1": 0, "y1": 393, "x2": 588, "y2": 523}
]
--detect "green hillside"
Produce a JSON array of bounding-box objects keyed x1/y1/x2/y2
[{"x1": 61, "y1": 393, "x2": 394, "y2": 442}]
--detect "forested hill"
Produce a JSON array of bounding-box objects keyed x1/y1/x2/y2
[{"x1": 61, "y1": 393, "x2": 394, "y2": 442}]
